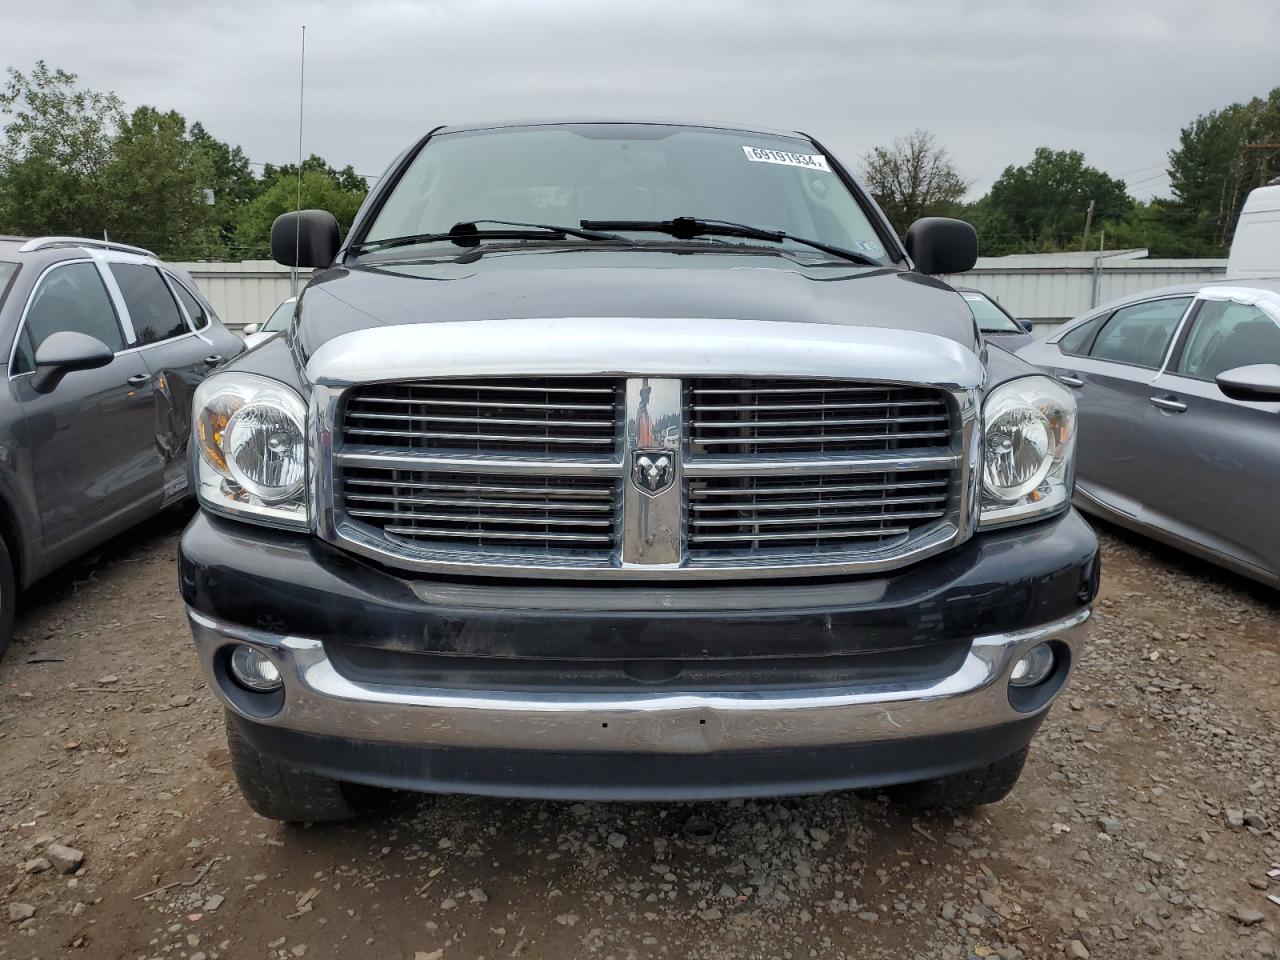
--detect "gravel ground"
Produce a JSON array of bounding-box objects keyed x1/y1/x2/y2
[{"x1": 0, "y1": 508, "x2": 1278, "y2": 960}]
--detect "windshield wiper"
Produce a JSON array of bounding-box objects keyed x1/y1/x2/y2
[
  {"x1": 580, "y1": 216, "x2": 881, "y2": 267},
  {"x1": 351, "y1": 219, "x2": 629, "y2": 254}
]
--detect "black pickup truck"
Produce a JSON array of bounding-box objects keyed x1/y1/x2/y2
[{"x1": 179, "y1": 120, "x2": 1098, "y2": 821}]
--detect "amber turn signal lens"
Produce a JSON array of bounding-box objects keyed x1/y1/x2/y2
[{"x1": 196, "y1": 395, "x2": 244, "y2": 475}]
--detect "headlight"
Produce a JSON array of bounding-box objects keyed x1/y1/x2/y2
[
  {"x1": 979, "y1": 376, "x2": 1076, "y2": 528},
  {"x1": 192, "y1": 373, "x2": 309, "y2": 528}
]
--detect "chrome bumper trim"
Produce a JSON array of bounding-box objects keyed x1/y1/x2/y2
[{"x1": 189, "y1": 607, "x2": 1089, "y2": 754}]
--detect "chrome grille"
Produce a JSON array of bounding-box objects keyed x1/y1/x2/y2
[
  {"x1": 340, "y1": 467, "x2": 619, "y2": 556},
  {"x1": 688, "y1": 378, "x2": 951, "y2": 454},
  {"x1": 687, "y1": 470, "x2": 953, "y2": 555},
  {"x1": 323, "y1": 370, "x2": 974, "y2": 579},
  {"x1": 342, "y1": 378, "x2": 621, "y2": 454}
]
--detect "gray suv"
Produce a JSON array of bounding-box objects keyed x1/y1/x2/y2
[{"x1": 0, "y1": 236, "x2": 243, "y2": 655}]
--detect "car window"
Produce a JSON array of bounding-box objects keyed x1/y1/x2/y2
[
  {"x1": 262, "y1": 300, "x2": 295, "y2": 333},
  {"x1": 109, "y1": 263, "x2": 188, "y2": 345},
  {"x1": 0, "y1": 261, "x2": 18, "y2": 310},
  {"x1": 960, "y1": 292, "x2": 1020, "y2": 333},
  {"x1": 1057, "y1": 315, "x2": 1105, "y2": 356},
  {"x1": 1088, "y1": 297, "x2": 1191, "y2": 369},
  {"x1": 12, "y1": 262, "x2": 125, "y2": 375},
  {"x1": 168, "y1": 276, "x2": 208, "y2": 330},
  {"x1": 1176, "y1": 299, "x2": 1280, "y2": 382}
]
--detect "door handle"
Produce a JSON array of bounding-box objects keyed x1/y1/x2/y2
[
  {"x1": 126, "y1": 373, "x2": 150, "y2": 387},
  {"x1": 204, "y1": 355, "x2": 224, "y2": 366},
  {"x1": 1149, "y1": 396, "x2": 1187, "y2": 413},
  {"x1": 1058, "y1": 374, "x2": 1084, "y2": 388}
]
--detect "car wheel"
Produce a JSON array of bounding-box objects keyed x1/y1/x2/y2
[
  {"x1": 883, "y1": 746, "x2": 1030, "y2": 811},
  {"x1": 0, "y1": 537, "x2": 16, "y2": 661},
  {"x1": 225, "y1": 714, "x2": 358, "y2": 823}
]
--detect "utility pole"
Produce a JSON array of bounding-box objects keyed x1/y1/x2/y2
[{"x1": 1080, "y1": 199, "x2": 1096, "y2": 252}]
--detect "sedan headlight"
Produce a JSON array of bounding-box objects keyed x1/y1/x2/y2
[
  {"x1": 192, "y1": 373, "x2": 309, "y2": 528},
  {"x1": 979, "y1": 376, "x2": 1076, "y2": 528}
]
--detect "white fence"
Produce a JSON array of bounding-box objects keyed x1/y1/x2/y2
[
  {"x1": 942, "y1": 250, "x2": 1227, "y2": 335},
  {"x1": 179, "y1": 251, "x2": 1229, "y2": 334},
  {"x1": 174, "y1": 261, "x2": 309, "y2": 331}
]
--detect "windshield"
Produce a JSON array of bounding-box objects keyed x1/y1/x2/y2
[
  {"x1": 363, "y1": 124, "x2": 894, "y2": 263},
  {"x1": 262, "y1": 300, "x2": 294, "y2": 333},
  {"x1": 961, "y1": 292, "x2": 1021, "y2": 332}
]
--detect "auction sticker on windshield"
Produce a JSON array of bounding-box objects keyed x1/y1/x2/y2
[{"x1": 742, "y1": 146, "x2": 832, "y2": 172}]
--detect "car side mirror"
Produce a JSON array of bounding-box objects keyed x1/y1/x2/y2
[
  {"x1": 271, "y1": 210, "x2": 340, "y2": 268},
  {"x1": 31, "y1": 331, "x2": 115, "y2": 394},
  {"x1": 1215, "y1": 363, "x2": 1280, "y2": 402},
  {"x1": 1016, "y1": 319, "x2": 1033, "y2": 334},
  {"x1": 904, "y1": 217, "x2": 978, "y2": 275},
  {"x1": 242, "y1": 323, "x2": 261, "y2": 335}
]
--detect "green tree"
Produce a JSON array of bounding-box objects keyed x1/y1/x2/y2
[
  {"x1": 1166, "y1": 88, "x2": 1280, "y2": 253},
  {"x1": 0, "y1": 61, "x2": 122, "y2": 237},
  {"x1": 232, "y1": 168, "x2": 367, "y2": 258},
  {"x1": 976, "y1": 148, "x2": 1131, "y2": 255},
  {"x1": 860, "y1": 130, "x2": 968, "y2": 231},
  {"x1": 190, "y1": 121, "x2": 262, "y2": 249},
  {"x1": 262, "y1": 154, "x2": 368, "y2": 194},
  {"x1": 101, "y1": 106, "x2": 219, "y2": 258}
]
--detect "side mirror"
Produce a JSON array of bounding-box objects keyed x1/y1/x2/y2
[
  {"x1": 904, "y1": 217, "x2": 978, "y2": 275},
  {"x1": 1016, "y1": 319, "x2": 1033, "y2": 334},
  {"x1": 1215, "y1": 363, "x2": 1280, "y2": 402},
  {"x1": 242, "y1": 323, "x2": 261, "y2": 335},
  {"x1": 31, "y1": 331, "x2": 114, "y2": 394},
  {"x1": 271, "y1": 210, "x2": 340, "y2": 268}
]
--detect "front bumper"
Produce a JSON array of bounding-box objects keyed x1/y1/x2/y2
[
  {"x1": 190, "y1": 606, "x2": 1088, "y2": 753},
  {"x1": 181, "y1": 508, "x2": 1098, "y2": 799}
]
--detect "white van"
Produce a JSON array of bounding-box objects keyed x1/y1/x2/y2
[{"x1": 1227, "y1": 185, "x2": 1280, "y2": 280}]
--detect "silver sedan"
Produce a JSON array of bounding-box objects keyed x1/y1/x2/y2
[{"x1": 1019, "y1": 279, "x2": 1280, "y2": 588}]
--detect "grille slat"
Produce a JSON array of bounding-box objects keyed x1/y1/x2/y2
[
  {"x1": 690, "y1": 478, "x2": 950, "y2": 498},
  {"x1": 691, "y1": 494, "x2": 948, "y2": 512},
  {"x1": 688, "y1": 377, "x2": 951, "y2": 456},
  {"x1": 693, "y1": 429, "x2": 951, "y2": 446},
  {"x1": 381, "y1": 526, "x2": 615, "y2": 544},
  {"x1": 693, "y1": 527, "x2": 913, "y2": 543},
  {"x1": 345, "y1": 427, "x2": 617, "y2": 445},
  {"x1": 347, "y1": 494, "x2": 615, "y2": 512},
  {"x1": 691, "y1": 510, "x2": 945, "y2": 528},
  {"x1": 342, "y1": 378, "x2": 621, "y2": 454},
  {"x1": 351, "y1": 509, "x2": 615, "y2": 527},
  {"x1": 691, "y1": 414, "x2": 948, "y2": 428}
]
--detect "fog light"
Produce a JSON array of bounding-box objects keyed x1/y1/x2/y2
[
  {"x1": 1010, "y1": 643, "x2": 1055, "y2": 687},
  {"x1": 229, "y1": 645, "x2": 282, "y2": 692}
]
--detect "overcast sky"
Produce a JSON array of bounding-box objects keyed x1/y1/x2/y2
[{"x1": 1, "y1": 0, "x2": 1276, "y2": 200}]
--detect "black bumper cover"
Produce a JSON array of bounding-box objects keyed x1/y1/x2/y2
[{"x1": 182, "y1": 510, "x2": 1097, "y2": 798}]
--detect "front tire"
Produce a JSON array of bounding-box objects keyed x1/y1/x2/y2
[
  {"x1": 225, "y1": 715, "x2": 357, "y2": 823},
  {"x1": 883, "y1": 746, "x2": 1030, "y2": 810}
]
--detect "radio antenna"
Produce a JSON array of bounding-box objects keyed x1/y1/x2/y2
[{"x1": 292, "y1": 24, "x2": 306, "y2": 297}]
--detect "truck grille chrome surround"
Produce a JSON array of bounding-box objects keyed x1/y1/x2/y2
[{"x1": 308, "y1": 318, "x2": 983, "y2": 580}]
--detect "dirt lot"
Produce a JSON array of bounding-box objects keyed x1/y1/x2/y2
[{"x1": 0, "y1": 509, "x2": 1277, "y2": 960}]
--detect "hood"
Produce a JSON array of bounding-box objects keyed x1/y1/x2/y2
[{"x1": 293, "y1": 247, "x2": 981, "y2": 361}]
